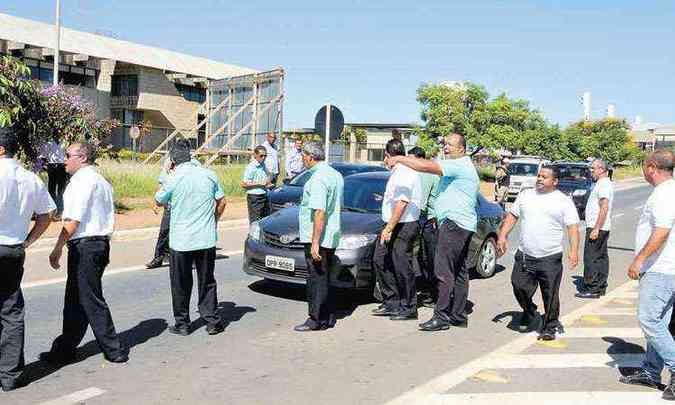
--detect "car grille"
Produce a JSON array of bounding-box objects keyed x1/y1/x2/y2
[
  {"x1": 263, "y1": 231, "x2": 305, "y2": 250},
  {"x1": 249, "y1": 258, "x2": 309, "y2": 279}
]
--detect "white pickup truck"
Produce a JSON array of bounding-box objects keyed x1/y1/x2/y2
[{"x1": 506, "y1": 157, "x2": 550, "y2": 202}]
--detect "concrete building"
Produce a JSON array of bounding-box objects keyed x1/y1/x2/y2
[
  {"x1": 0, "y1": 12, "x2": 257, "y2": 151},
  {"x1": 631, "y1": 123, "x2": 675, "y2": 150}
]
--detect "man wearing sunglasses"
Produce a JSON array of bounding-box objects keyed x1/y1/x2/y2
[{"x1": 241, "y1": 145, "x2": 272, "y2": 224}]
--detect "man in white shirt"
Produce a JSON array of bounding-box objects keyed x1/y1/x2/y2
[
  {"x1": 285, "y1": 138, "x2": 305, "y2": 180},
  {"x1": 43, "y1": 142, "x2": 128, "y2": 365},
  {"x1": 372, "y1": 139, "x2": 422, "y2": 320},
  {"x1": 262, "y1": 132, "x2": 280, "y2": 185},
  {"x1": 497, "y1": 165, "x2": 580, "y2": 341},
  {"x1": 577, "y1": 159, "x2": 614, "y2": 299},
  {"x1": 38, "y1": 138, "x2": 68, "y2": 216},
  {"x1": 0, "y1": 127, "x2": 55, "y2": 391},
  {"x1": 619, "y1": 150, "x2": 675, "y2": 400}
]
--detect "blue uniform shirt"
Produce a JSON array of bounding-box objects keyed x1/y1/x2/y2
[
  {"x1": 298, "y1": 162, "x2": 344, "y2": 249},
  {"x1": 243, "y1": 160, "x2": 269, "y2": 195},
  {"x1": 434, "y1": 156, "x2": 479, "y2": 232}
]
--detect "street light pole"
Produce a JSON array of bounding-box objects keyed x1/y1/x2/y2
[{"x1": 54, "y1": 0, "x2": 61, "y2": 86}]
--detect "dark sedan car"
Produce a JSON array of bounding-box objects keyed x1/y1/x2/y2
[
  {"x1": 268, "y1": 162, "x2": 388, "y2": 213},
  {"x1": 551, "y1": 161, "x2": 593, "y2": 219},
  {"x1": 244, "y1": 171, "x2": 503, "y2": 293}
]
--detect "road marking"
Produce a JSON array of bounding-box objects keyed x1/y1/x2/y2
[
  {"x1": 421, "y1": 391, "x2": 660, "y2": 405},
  {"x1": 612, "y1": 213, "x2": 625, "y2": 219},
  {"x1": 563, "y1": 327, "x2": 643, "y2": 338},
  {"x1": 586, "y1": 307, "x2": 636, "y2": 316},
  {"x1": 634, "y1": 205, "x2": 644, "y2": 211},
  {"x1": 22, "y1": 250, "x2": 244, "y2": 289},
  {"x1": 577, "y1": 315, "x2": 608, "y2": 325},
  {"x1": 485, "y1": 353, "x2": 643, "y2": 369},
  {"x1": 615, "y1": 292, "x2": 638, "y2": 299},
  {"x1": 38, "y1": 387, "x2": 106, "y2": 405}
]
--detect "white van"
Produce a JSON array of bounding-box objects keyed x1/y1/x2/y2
[{"x1": 506, "y1": 157, "x2": 550, "y2": 201}]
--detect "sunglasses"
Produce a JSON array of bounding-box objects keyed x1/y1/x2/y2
[{"x1": 65, "y1": 152, "x2": 82, "y2": 159}]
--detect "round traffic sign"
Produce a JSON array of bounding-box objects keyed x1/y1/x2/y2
[{"x1": 314, "y1": 105, "x2": 344, "y2": 142}]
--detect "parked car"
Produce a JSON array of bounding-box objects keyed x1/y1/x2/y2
[
  {"x1": 506, "y1": 157, "x2": 551, "y2": 201},
  {"x1": 551, "y1": 161, "x2": 593, "y2": 220},
  {"x1": 244, "y1": 171, "x2": 504, "y2": 293},
  {"x1": 268, "y1": 162, "x2": 388, "y2": 213}
]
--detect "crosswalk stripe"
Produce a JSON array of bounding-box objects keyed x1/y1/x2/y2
[
  {"x1": 486, "y1": 353, "x2": 643, "y2": 369},
  {"x1": 419, "y1": 391, "x2": 661, "y2": 405},
  {"x1": 38, "y1": 387, "x2": 106, "y2": 405},
  {"x1": 614, "y1": 292, "x2": 638, "y2": 299},
  {"x1": 586, "y1": 307, "x2": 637, "y2": 316},
  {"x1": 563, "y1": 327, "x2": 643, "y2": 338}
]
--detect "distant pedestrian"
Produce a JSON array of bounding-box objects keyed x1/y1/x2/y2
[
  {"x1": 43, "y1": 142, "x2": 128, "y2": 364},
  {"x1": 155, "y1": 139, "x2": 228, "y2": 336},
  {"x1": 619, "y1": 150, "x2": 675, "y2": 399},
  {"x1": 146, "y1": 156, "x2": 174, "y2": 269},
  {"x1": 39, "y1": 137, "x2": 68, "y2": 216},
  {"x1": 497, "y1": 165, "x2": 580, "y2": 341},
  {"x1": 576, "y1": 158, "x2": 614, "y2": 298},
  {"x1": 285, "y1": 138, "x2": 305, "y2": 180},
  {"x1": 262, "y1": 132, "x2": 279, "y2": 185},
  {"x1": 0, "y1": 127, "x2": 55, "y2": 391},
  {"x1": 294, "y1": 142, "x2": 344, "y2": 332},
  {"x1": 391, "y1": 129, "x2": 402, "y2": 142},
  {"x1": 387, "y1": 133, "x2": 479, "y2": 332},
  {"x1": 494, "y1": 160, "x2": 510, "y2": 208},
  {"x1": 372, "y1": 140, "x2": 422, "y2": 321},
  {"x1": 241, "y1": 145, "x2": 272, "y2": 224}
]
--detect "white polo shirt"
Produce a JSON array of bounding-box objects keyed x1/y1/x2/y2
[
  {"x1": 382, "y1": 163, "x2": 422, "y2": 223},
  {"x1": 62, "y1": 165, "x2": 115, "y2": 240},
  {"x1": 262, "y1": 141, "x2": 279, "y2": 176},
  {"x1": 635, "y1": 179, "x2": 675, "y2": 275},
  {"x1": 585, "y1": 176, "x2": 614, "y2": 231},
  {"x1": 510, "y1": 188, "x2": 580, "y2": 258},
  {"x1": 0, "y1": 158, "x2": 56, "y2": 245}
]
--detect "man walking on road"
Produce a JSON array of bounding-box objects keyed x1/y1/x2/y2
[
  {"x1": 38, "y1": 137, "x2": 68, "y2": 217},
  {"x1": 576, "y1": 158, "x2": 614, "y2": 298},
  {"x1": 294, "y1": 142, "x2": 344, "y2": 332},
  {"x1": 497, "y1": 165, "x2": 580, "y2": 341},
  {"x1": 0, "y1": 127, "x2": 55, "y2": 391},
  {"x1": 262, "y1": 132, "x2": 280, "y2": 185},
  {"x1": 619, "y1": 150, "x2": 675, "y2": 400},
  {"x1": 155, "y1": 139, "x2": 228, "y2": 336},
  {"x1": 241, "y1": 145, "x2": 272, "y2": 224},
  {"x1": 146, "y1": 156, "x2": 175, "y2": 269},
  {"x1": 372, "y1": 140, "x2": 422, "y2": 320},
  {"x1": 387, "y1": 133, "x2": 479, "y2": 332},
  {"x1": 44, "y1": 142, "x2": 128, "y2": 364}
]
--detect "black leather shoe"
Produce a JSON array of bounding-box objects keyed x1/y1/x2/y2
[
  {"x1": 1, "y1": 378, "x2": 27, "y2": 392},
  {"x1": 419, "y1": 317, "x2": 450, "y2": 331},
  {"x1": 168, "y1": 325, "x2": 190, "y2": 336},
  {"x1": 390, "y1": 310, "x2": 418, "y2": 321},
  {"x1": 371, "y1": 305, "x2": 398, "y2": 316},
  {"x1": 39, "y1": 350, "x2": 76, "y2": 365},
  {"x1": 145, "y1": 257, "x2": 164, "y2": 269},
  {"x1": 538, "y1": 324, "x2": 564, "y2": 341},
  {"x1": 575, "y1": 291, "x2": 603, "y2": 299},
  {"x1": 206, "y1": 323, "x2": 225, "y2": 335},
  {"x1": 449, "y1": 320, "x2": 468, "y2": 328},
  {"x1": 619, "y1": 369, "x2": 665, "y2": 391},
  {"x1": 104, "y1": 353, "x2": 129, "y2": 364},
  {"x1": 293, "y1": 319, "x2": 325, "y2": 332},
  {"x1": 663, "y1": 374, "x2": 675, "y2": 400}
]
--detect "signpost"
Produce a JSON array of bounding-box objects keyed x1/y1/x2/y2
[
  {"x1": 129, "y1": 126, "x2": 141, "y2": 161},
  {"x1": 314, "y1": 104, "x2": 344, "y2": 162}
]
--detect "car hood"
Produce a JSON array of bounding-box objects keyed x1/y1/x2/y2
[
  {"x1": 268, "y1": 185, "x2": 303, "y2": 205},
  {"x1": 260, "y1": 207, "x2": 384, "y2": 237},
  {"x1": 557, "y1": 180, "x2": 591, "y2": 194}
]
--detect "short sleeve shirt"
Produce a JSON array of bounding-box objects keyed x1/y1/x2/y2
[
  {"x1": 382, "y1": 164, "x2": 422, "y2": 223},
  {"x1": 434, "y1": 156, "x2": 480, "y2": 232},
  {"x1": 635, "y1": 179, "x2": 675, "y2": 274},
  {"x1": 285, "y1": 149, "x2": 304, "y2": 178},
  {"x1": 419, "y1": 172, "x2": 440, "y2": 219},
  {"x1": 0, "y1": 158, "x2": 56, "y2": 245},
  {"x1": 262, "y1": 141, "x2": 279, "y2": 175},
  {"x1": 510, "y1": 188, "x2": 580, "y2": 258},
  {"x1": 299, "y1": 162, "x2": 344, "y2": 249},
  {"x1": 62, "y1": 166, "x2": 115, "y2": 240},
  {"x1": 243, "y1": 160, "x2": 270, "y2": 195},
  {"x1": 155, "y1": 162, "x2": 225, "y2": 252},
  {"x1": 585, "y1": 177, "x2": 614, "y2": 231}
]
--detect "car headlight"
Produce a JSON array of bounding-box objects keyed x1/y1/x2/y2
[
  {"x1": 337, "y1": 234, "x2": 377, "y2": 250},
  {"x1": 248, "y1": 221, "x2": 261, "y2": 242},
  {"x1": 572, "y1": 189, "x2": 587, "y2": 197}
]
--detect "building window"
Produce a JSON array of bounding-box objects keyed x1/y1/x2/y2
[
  {"x1": 175, "y1": 84, "x2": 206, "y2": 103},
  {"x1": 111, "y1": 75, "x2": 138, "y2": 97},
  {"x1": 368, "y1": 148, "x2": 384, "y2": 161},
  {"x1": 23, "y1": 58, "x2": 98, "y2": 88}
]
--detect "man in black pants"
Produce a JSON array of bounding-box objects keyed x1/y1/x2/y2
[
  {"x1": 0, "y1": 128, "x2": 55, "y2": 391},
  {"x1": 497, "y1": 165, "x2": 580, "y2": 340},
  {"x1": 387, "y1": 134, "x2": 479, "y2": 331},
  {"x1": 147, "y1": 156, "x2": 174, "y2": 269},
  {"x1": 155, "y1": 139, "x2": 228, "y2": 336},
  {"x1": 44, "y1": 142, "x2": 128, "y2": 364},
  {"x1": 39, "y1": 138, "x2": 68, "y2": 216},
  {"x1": 241, "y1": 145, "x2": 272, "y2": 223},
  {"x1": 576, "y1": 158, "x2": 614, "y2": 298}
]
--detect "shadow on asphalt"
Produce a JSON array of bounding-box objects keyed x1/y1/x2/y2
[
  {"x1": 608, "y1": 245, "x2": 635, "y2": 253},
  {"x1": 603, "y1": 337, "x2": 646, "y2": 376},
  {"x1": 21, "y1": 318, "x2": 168, "y2": 388},
  {"x1": 189, "y1": 301, "x2": 256, "y2": 332},
  {"x1": 492, "y1": 310, "x2": 542, "y2": 333}
]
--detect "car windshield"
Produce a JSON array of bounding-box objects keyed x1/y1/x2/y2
[
  {"x1": 509, "y1": 163, "x2": 539, "y2": 176},
  {"x1": 289, "y1": 170, "x2": 313, "y2": 186},
  {"x1": 343, "y1": 177, "x2": 388, "y2": 213},
  {"x1": 289, "y1": 165, "x2": 385, "y2": 187},
  {"x1": 556, "y1": 165, "x2": 591, "y2": 181}
]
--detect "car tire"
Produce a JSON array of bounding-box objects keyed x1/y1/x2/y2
[{"x1": 474, "y1": 237, "x2": 497, "y2": 278}]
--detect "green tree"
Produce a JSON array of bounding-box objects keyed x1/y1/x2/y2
[{"x1": 563, "y1": 118, "x2": 641, "y2": 164}]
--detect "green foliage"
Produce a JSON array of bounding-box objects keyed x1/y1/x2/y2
[
  {"x1": 563, "y1": 118, "x2": 642, "y2": 164},
  {"x1": 341, "y1": 125, "x2": 367, "y2": 143}
]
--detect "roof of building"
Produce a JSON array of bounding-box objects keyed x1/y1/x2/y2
[{"x1": 0, "y1": 13, "x2": 258, "y2": 79}]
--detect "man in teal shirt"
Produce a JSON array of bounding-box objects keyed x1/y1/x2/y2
[
  {"x1": 294, "y1": 142, "x2": 344, "y2": 332},
  {"x1": 387, "y1": 133, "x2": 479, "y2": 332},
  {"x1": 241, "y1": 145, "x2": 271, "y2": 224},
  {"x1": 155, "y1": 139, "x2": 228, "y2": 336}
]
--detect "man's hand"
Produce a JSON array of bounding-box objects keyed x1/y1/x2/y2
[
  {"x1": 568, "y1": 249, "x2": 579, "y2": 269},
  {"x1": 49, "y1": 247, "x2": 63, "y2": 270},
  {"x1": 152, "y1": 204, "x2": 160, "y2": 215},
  {"x1": 311, "y1": 242, "x2": 322, "y2": 261},
  {"x1": 380, "y1": 226, "x2": 393, "y2": 245},
  {"x1": 496, "y1": 236, "x2": 508, "y2": 257},
  {"x1": 266, "y1": 181, "x2": 273, "y2": 189},
  {"x1": 385, "y1": 155, "x2": 401, "y2": 168},
  {"x1": 627, "y1": 258, "x2": 642, "y2": 280},
  {"x1": 589, "y1": 228, "x2": 600, "y2": 241}
]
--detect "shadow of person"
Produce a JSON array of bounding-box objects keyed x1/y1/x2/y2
[
  {"x1": 190, "y1": 302, "x2": 256, "y2": 332},
  {"x1": 492, "y1": 310, "x2": 542, "y2": 333},
  {"x1": 248, "y1": 279, "x2": 306, "y2": 302},
  {"x1": 21, "y1": 318, "x2": 168, "y2": 387},
  {"x1": 603, "y1": 336, "x2": 645, "y2": 375}
]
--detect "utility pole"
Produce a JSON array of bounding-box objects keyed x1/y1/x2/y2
[{"x1": 54, "y1": 0, "x2": 61, "y2": 86}]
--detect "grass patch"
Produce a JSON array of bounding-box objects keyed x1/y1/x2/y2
[{"x1": 613, "y1": 165, "x2": 643, "y2": 181}]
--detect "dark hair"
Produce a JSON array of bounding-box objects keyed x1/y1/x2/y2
[
  {"x1": 385, "y1": 139, "x2": 406, "y2": 157},
  {"x1": 0, "y1": 126, "x2": 18, "y2": 157},
  {"x1": 170, "y1": 138, "x2": 192, "y2": 165},
  {"x1": 408, "y1": 146, "x2": 426, "y2": 159},
  {"x1": 449, "y1": 133, "x2": 466, "y2": 150},
  {"x1": 540, "y1": 164, "x2": 560, "y2": 180},
  {"x1": 254, "y1": 145, "x2": 267, "y2": 156},
  {"x1": 647, "y1": 149, "x2": 674, "y2": 173},
  {"x1": 77, "y1": 142, "x2": 97, "y2": 164}
]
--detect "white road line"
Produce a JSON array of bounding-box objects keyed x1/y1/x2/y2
[
  {"x1": 22, "y1": 250, "x2": 245, "y2": 289},
  {"x1": 422, "y1": 392, "x2": 660, "y2": 405},
  {"x1": 634, "y1": 205, "x2": 644, "y2": 211},
  {"x1": 38, "y1": 387, "x2": 106, "y2": 405},
  {"x1": 615, "y1": 292, "x2": 638, "y2": 299},
  {"x1": 486, "y1": 353, "x2": 643, "y2": 369},
  {"x1": 563, "y1": 327, "x2": 643, "y2": 338},
  {"x1": 585, "y1": 307, "x2": 637, "y2": 316},
  {"x1": 612, "y1": 213, "x2": 625, "y2": 219}
]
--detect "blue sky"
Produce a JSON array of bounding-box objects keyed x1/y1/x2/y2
[{"x1": 3, "y1": 0, "x2": 674, "y2": 129}]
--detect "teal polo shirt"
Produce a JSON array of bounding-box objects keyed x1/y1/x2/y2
[
  {"x1": 434, "y1": 156, "x2": 479, "y2": 232},
  {"x1": 419, "y1": 172, "x2": 440, "y2": 219},
  {"x1": 298, "y1": 162, "x2": 344, "y2": 249},
  {"x1": 243, "y1": 160, "x2": 269, "y2": 195},
  {"x1": 155, "y1": 161, "x2": 225, "y2": 252}
]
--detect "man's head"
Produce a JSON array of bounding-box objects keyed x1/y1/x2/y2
[
  {"x1": 590, "y1": 159, "x2": 609, "y2": 181},
  {"x1": 169, "y1": 138, "x2": 191, "y2": 166},
  {"x1": 443, "y1": 133, "x2": 466, "y2": 158},
  {"x1": 294, "y1": 138, "x2": 303, "y2": 151},
  {"x1": 408, "y1": 146, "x2": 426, "y2": 159},
  {"x1": 65, "y1": 142, "x2": 97, "y2": 174},
  {"x1": 253, "y1": 145, "x2": 267, "y2": 164},
  {"x1": 642, "y1": 149, "x2": 674, "y2": 186},
  {"x1": 391, "y1": 129, "x2": 402, "y2": 141},
  {"x1": 384, "y1": 139, "x2": 406, "y2": 169},
  {"x1": 301, "y1": 142, "x2": 325, "y2": 169},
  {"x1": 0, "y1": 126, "x2": 18, "y2": 158},
  {"x1": 536, "y1": 165, "x2": 559, "y2": 193},
  {"x1": 266, "y1": 132, "x2": 277, "y2": 146}
]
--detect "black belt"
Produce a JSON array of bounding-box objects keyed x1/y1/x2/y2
[{"x1": 67, "y1": 236, "x2": 110, "y2": 247}]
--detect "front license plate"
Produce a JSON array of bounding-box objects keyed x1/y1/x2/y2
[{"x1": 265, "y1": 255, "x2": 295, "y2": 272}]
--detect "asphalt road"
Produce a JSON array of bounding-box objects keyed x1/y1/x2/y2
[{"x1": 4, "y1": 179, "x2": 656, "y2": 405}]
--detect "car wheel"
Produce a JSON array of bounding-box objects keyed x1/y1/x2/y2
[{"x1": 475, "y1": 238, "x2": 497, "y2": 278}]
